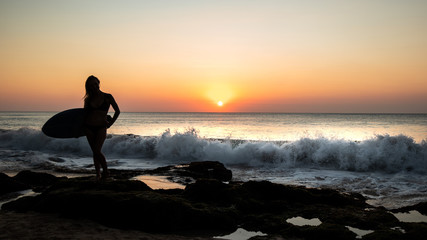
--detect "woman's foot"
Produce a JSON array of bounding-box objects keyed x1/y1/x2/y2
[{"x1": 101, "y1": 171, "x2": 110, "y2": 180}]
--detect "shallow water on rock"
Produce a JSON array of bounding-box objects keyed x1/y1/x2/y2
[
  {"x1": 0, "y1": 189, "x2": 39, "y2": 209},
  {"x1": 346, "y1": 226, "x2": 374, "y2": 239},
  {"x1": 286, "y1": 216, "x2": 322, "y2": 226},
  {"x1": 392, "y1": 210, "x2": 427, "y2": 223},
  {"x1": 213, "y1": 228, "x2": 267, "y2": 240},
  {"x1": 132, "y1": 175, "x2": 185, "y2": 190}
]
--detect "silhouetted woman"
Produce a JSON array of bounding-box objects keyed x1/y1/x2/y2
[{"x1": 84, "y1": 75, "x2": 120, "y2": 180}]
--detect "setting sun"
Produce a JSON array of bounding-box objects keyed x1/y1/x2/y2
[{"x1": 0, "y1": 1, "x2": 426, "y2": 113}]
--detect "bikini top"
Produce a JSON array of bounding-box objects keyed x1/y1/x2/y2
[{"x1": 86, "y1": 93, "x2": 110, "y2": 111}]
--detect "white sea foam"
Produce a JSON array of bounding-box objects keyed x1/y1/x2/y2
[
  {"x1": 1, "y1": 128, "x2": 426, "y2": 173},
  {"x1": 154, "y1": 129, "x2": 427, "y2": 174}
]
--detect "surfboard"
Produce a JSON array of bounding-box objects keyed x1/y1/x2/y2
[{"x1": 42, "y1": 108, "x2": 87, "y2": 138}]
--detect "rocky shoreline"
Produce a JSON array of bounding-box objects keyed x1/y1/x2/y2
[{"x1": 1, "y1": 161, "x2": 427, "y2": 239}]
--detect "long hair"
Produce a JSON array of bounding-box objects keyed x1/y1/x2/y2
[{"x1": 84, "y1": 75, "x2": 100, "y2": 107}]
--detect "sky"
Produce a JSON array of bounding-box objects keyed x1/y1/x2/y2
[{"x1": 1, "y1": 0, "x2": 426, "y2": 113}]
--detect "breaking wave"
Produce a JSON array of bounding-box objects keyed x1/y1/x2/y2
[{"x1": 1, "y1": 128, "x2": 426, "y2": 173}]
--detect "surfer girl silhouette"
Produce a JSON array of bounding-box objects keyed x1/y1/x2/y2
[{"x1": 84, "y1": 75, "x2": 120, "y2": 180}]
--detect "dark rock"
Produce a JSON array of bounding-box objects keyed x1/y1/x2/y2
[
  {"x1": 154, "y1": 188, "x2": 184, "y2": 195},
  {"x1": 13, "y1": 170, "x2": 62, "y2": 192},
  {"x1": 277, "y1": 223, "x2": 357, "y2": 240},
  {"x1": 321, "y1": 207, "x2": 399, "y2": 230},
  {"x1": 0, "y1": 172, "x2": 29, "y2": 195},
  {"x1": 3, "y1": 167, "x2": 427, "y2": 238},
  {"x1": 237, "y1": 181, "x2": 368, "y2": 212},
  {"x1": 362, "y1": 229, "x2": 405, "y2": 240},
  {"x1": 412, "y1": 202, "x2": 427, "y2": 215},
  {"x1": 186, "y1": 161, "x2": 232, "y2": 182},
  {"x1": 3, "y1": 177, "x2": 237, "y2": 232},
  {"x1": 107, "y1": 169, "x2": 146, "y2": 180},
  {"x1": 184, "y1": 179, "x2": 233, "y2": 205},
  {"x1": 393, "y1": 201, "x2": 427, "y2": 215},
  {"x1": 45, "y1": 177, "x2": 152, "y2": 193},
  {"x1": 145, "y1": 161, "x2": 232, "y2": 182},
  {"x1": 399, "y1": 222, "x2": 427, "y2": 240}
]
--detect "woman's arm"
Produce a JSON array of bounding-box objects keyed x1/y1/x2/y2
[{"x1": 107, "y1": 94, "x2": 120, "y2": 128}]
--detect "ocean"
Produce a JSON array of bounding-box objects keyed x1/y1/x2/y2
[{"x1": 1, "y1": 112, "x2": 426, "y2": 209}]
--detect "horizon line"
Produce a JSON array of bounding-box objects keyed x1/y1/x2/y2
[{"x1": 1, "y1": 110, "x2": 426, "y2": 115}]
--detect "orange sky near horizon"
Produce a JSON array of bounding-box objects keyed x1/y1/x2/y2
[{"x1": 1, "y1": 0, "x2": 426, "y2": 113}]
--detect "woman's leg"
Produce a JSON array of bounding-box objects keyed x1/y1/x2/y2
[
  {"x1": 85, "y1": 129, "x2": 101, "y2": 179},
  {"x1": 93, "y1": 127, "x2": 108, "y2": 178}
]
